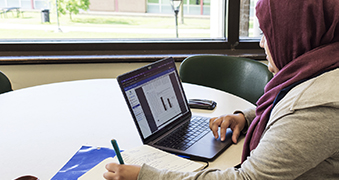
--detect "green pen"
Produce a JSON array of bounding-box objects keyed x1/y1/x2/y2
[{"x1": 111, "y1": 139, "x2": 124, "y2": 164}]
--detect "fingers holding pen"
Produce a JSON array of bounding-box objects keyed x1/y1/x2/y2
[{"x1": 104, "y1": 163, "x2": 141, "y2": 180}]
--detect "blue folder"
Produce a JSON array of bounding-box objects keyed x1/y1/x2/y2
[{"x1": 51, "y1": 146, "x2": 117, "y2": 180}]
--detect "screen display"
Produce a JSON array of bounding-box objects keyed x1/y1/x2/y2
[{"x1": 120, "y1": 60, "x2": 188, "y2": 139}]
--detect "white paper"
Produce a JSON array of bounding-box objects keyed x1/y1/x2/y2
[{"x1": 78, "y1": 145, "x2": 204, "y2": 180}]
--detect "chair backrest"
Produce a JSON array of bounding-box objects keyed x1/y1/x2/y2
[
  {"x1": 0, "y1": 71, "x2": 13, "y2": 94},
  {"x1": 179, "y1": 55, "x2": 273, "y2": 105}
]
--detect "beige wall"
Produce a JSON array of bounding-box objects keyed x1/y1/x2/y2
[
  {"x1": 117, "y1": 0, "x2": 146, "y2": 13},
  {"x1": 0, "y1": 60, "x2": 266, "y2": 90},
  {"x1": 89, "y1": 0, "x2": 115, "y2": 12},
  {"x1": 0, "y1": 63, "x2": 181, "y2": 90},
  {"x1": 89, "y1": 0, "x2": 146, "y2": 13}
]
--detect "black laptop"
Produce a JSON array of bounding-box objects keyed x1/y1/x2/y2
[{"x1": 117, "y1": 57, "x2": 233, "y2": 161}]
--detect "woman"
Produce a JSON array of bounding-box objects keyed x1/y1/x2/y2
[{"x1": 104, "y1": 0, "x2": 339, "y2": 179}]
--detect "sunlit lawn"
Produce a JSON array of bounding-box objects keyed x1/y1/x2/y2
[{"x1": 0, "y1": 11, "x2": 210, "y2": 39}]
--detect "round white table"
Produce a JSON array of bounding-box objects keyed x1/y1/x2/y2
[{"x1": 0, "y1": 79, "x2": 254, "y2": 179}]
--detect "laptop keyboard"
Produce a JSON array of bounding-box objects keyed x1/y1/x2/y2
[{"x1": 155, "y1": 116, "x2": 210, "y2": 151}]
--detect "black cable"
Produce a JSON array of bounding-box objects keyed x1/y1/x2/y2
[{"x1": 200, "y1": 160, "x2": 209, "y2": 170}]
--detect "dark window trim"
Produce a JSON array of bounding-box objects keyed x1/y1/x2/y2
[
  {"x1": 0, "y1": 0, "x2": 264, "y2": 64},
  {"x1": 228, "y1": 0, "x2": 240, "y2": 48}
]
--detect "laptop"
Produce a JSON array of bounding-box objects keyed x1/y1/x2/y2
[{"x1": 117, "y1": 57, "x2": 233, "y2": 161}]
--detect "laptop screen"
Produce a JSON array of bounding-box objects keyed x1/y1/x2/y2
[{"x1": 118, "y1": 58, "x2": 190, "y2": 139}]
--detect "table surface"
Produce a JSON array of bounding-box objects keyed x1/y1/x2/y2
[{"x1": 0, "y1": 79, "x2": 254, "y2": 179}]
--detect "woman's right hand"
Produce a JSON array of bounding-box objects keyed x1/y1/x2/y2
[
  {"x1": 209, "y1": 113, "x2": 246, "y2": 143},
  {"x1": 104, "y1": 163, "x2": 141, "y2": 180}
]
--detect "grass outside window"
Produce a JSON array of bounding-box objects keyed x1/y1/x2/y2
[{"x1": 0, "y1": 11, "x2": 210, "y2": 39}]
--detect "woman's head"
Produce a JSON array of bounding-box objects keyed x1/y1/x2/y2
[{"x1": 256, "y1": 0, "x2": 339, "y2": 71}]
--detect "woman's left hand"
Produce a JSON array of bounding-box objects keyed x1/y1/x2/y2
[{"x1": 103, "y1": 163, "x2": 141, "y2": 180}]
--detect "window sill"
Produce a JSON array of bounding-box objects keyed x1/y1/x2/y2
[{"x1": 0, "y1": 50, "x2": 265, "y2": 65}]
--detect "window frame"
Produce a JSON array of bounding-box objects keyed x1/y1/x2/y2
[{"x1": 0, "y1": 0, "x2": 264, "y2": 64}]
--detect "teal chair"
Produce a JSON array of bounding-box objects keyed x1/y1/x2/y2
[
  {"x1": 179, "y1": 55, "x2": 273, "y2": 105},
  {"x1": 0, "y1": 71, "x2": 13, "y2": 94}
]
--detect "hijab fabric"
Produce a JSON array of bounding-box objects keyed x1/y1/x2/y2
[{"x1": 242, "y1": 0, "x2": 339, "y2": 162}]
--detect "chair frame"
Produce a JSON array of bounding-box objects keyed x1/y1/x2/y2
[{"x1": 0, "y1": 71, "x2": 13, "y2": 94}]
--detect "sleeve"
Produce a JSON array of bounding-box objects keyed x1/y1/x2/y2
[
  {"x1": 138, "y1": 164, "x2": 248, "y2": 180},
  {"x1": 137, "y1": 106, "x2": 339, "y2": 180},
  {"x1": 240, "y1": 105, "x2": 339, "y2": 179},
  {"x1": 234, "y1": 107, "x2": 256, "y2": 134}
]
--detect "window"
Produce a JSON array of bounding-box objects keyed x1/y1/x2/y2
[
  {"x1": 0, "y1": 0, "x2": 263, "y2": 62},
  {"x1": 239, "y1": 0, "x2": 261, "y2": 39}
]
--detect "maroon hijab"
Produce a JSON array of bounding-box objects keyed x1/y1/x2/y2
[{"x1": 242, "y1": 0, "x2": 339, "y2": 162}]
